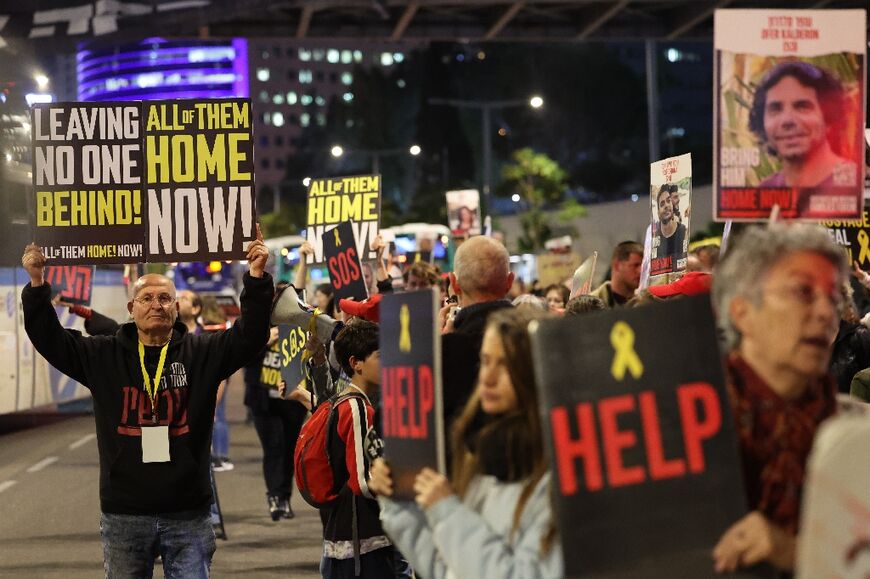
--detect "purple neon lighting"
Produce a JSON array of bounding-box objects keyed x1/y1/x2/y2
[
  {"x1": 232, "y1": 38, "x2": 249, "y2": 98},
  {"x1": 78, "y1": 38, "x2": 249, "y2": 101},
  {"x1": 78, "y1": 46, "x2": 237, "y2": 75},
  {"x1": 79, "y1": 67, "x2": 236, "y2": 93}
]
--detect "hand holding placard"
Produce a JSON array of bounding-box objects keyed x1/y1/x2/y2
[
  {"x1": 246, "y1": 224, "x2": 268, "y2": 278},
  {"x1": 22, "y1": 243, "x2": 47, "y2": 286}
]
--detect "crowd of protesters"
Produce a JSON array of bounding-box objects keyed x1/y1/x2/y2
[{"x1": 20, "y1": 217, "x2": 870, "y2": 578}]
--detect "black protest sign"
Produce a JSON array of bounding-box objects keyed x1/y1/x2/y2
[
  {"x1": 143, "y1": 99, "x2": 256, "y2": 262},
  {"x1": 379, "y1": 289, "x2": 445, "y2": 501},
  {"x1": 45, "y1": 265, "x2": 95, "y2": 305},
  {"x1": 260, "y1": 339, "x2": 284, "y2": 390},
  {"x1": 306, "y1": 174, "x2": 381, "y2": 264},
  {"x1": 31, "y1": 102, "x2": 146, "y2": 264},
  {"x1": 278, "y1": 323, "x2": 308, "y2": 391},
  {"x1": 405, "y1": 251, "x2": 432, "y2": 265},
  {"x1": 822, "y1": 210, "x2": 870, "y2": 270},
  {"x1": 322, "y1": 221, "x2": 368, "y2": 302},
  {"x1": 530, "y1": 296, "x2": 759, "y2": 579}
]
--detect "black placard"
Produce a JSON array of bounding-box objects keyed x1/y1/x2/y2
[
  {"x1": 379, "y1": 289, "x2": 445, "y2": 500},
  {"x1": 278, "y1": 323, "x2": 307, "y2": 391},
  {"x1": 45, "y1": 265, "x2": 95, "y2": 305},
  {"x1": 142, "y1": 99, "x2": 256, "y2": 262},
  {"x1": 260, "y1": 339, "x2": 284, "y2": 391},
  {"x1": 31, "y1": 102, "x2": 145, "y2": 264},
  {"x1": 322, "y1": 221, "x2": 369, "y2": 302},
  {"x1": 305, "y1": 174, "x2": 381, "y2": 264},
  {"x1": 530, "y1": 295, "x2": 765, "y2": 578}
]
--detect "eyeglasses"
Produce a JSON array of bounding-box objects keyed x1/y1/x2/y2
[
  {"x1": 134, "y1": 294, "x2": 175, "y2": 308},
  {"x1": 768, "y1": 282, "x2": 843, "y2": 313}
]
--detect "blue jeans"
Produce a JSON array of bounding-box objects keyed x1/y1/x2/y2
[
  {"x1": 100, "y1": 510, "x2": 216, "y2": 578},
  {"x1": 212, "y1": 394, "x2": 229, "y2": 458}
]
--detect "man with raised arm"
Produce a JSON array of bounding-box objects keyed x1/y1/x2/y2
[{"x1": 20, "y1": 229, "x2": 273, "y2": 579}]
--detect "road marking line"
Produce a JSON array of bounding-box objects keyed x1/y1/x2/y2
[
  {"x1": 26, "y1": 456, "x2": 59, "y2": 473},
  {"x1": 0, "y1": 480, "x2": 17, "y2": 493},
  {"x1": 69, "y1": 433, "x2": 96, "y2": 450}
]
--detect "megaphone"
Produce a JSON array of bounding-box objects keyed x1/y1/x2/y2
[{"x1": 271, "y1": 285, "x2": 340, "y2": 344}]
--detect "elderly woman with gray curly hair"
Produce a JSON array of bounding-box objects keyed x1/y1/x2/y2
[{"x1": 711, "y1": 223, "x2": 845, "y2": 575}]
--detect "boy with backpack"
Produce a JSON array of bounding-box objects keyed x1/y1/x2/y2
[{"x1": 293, "y1": 320, "x2": 409, "y2": 578}]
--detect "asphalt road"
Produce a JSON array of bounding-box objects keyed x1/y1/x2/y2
[{"x1": 0, "y1": 372, "x2": 324, "y2": 578}]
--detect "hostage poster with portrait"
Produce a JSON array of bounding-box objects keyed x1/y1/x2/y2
[
  {"x1": 650, "y1": 153, "x2": 692, "y2": 282},
  {"x1": 714, "y1": 9, "x2": 866, "y2": 221},
  {"x1": 445, "y1": 189, "x2": 482, "y2": 237}
]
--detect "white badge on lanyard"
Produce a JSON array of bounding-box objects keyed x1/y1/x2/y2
[{"x1": 142, "y1": 426, "x2": 170, "y2": 463}]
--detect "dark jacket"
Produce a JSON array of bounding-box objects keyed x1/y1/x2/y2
[
  {"x1": 22, "y1": 272, "x2": 273, "y2": 515},
  {"x1": 830, "y1": 320, "x2": 870, "y2": 394},
  {"x1": 441, "y1": 299, "x2": 513, "y2": 426}
]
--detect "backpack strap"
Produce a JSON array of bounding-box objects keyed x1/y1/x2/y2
[{"x1": 324, "y1": 390, "x2": 368, "y2": 573}]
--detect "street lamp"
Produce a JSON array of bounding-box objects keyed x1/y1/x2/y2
[
  {"x1": 331, "y1": 145, "x2": 421, "y2": 174},
  {"x1": 428, "y1": 95, "x2": 544, "y2": 208}
]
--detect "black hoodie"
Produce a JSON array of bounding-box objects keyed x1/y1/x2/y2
[{"x1": 21, "y1": 272, "x2": 273, "y2": 515}]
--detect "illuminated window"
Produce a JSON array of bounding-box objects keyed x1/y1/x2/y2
[
  {"x1": 262, "y1": 112, "x2": 272, "y2": 125},
  {"x1": 256, "y1": 68, "x2": 270, "y2": 82},
  {"x1": 327, "y1": 49, "x2": 340, "y2": 63},
  {"x1": 341, "y1": 50, "x2": 353, "y2": 64},
  {"x1": 341, "y1": 72, "x2": 353, "y2": 85},
  {"x1": 313, "y1": 49, "x2": 325, "y2": 61},
  {"x1": 287, "y1": 91, "x2": 298, "y2": 105},
  {"x1": 259, "y1": 91, "x2": 269, "y2": 102},
  {"x1": 397, "y1": 79, "x2": 406, "y2": 88},
  {"x1": 299, "y1": 49, "x2": 311, "y2": 61},
  {"x1": 353, "y1": 50, "x2": 363, "y2": 62},
  {"x1": 301, "y1": 94, "x2": 313, "y2": 106},
  {"x1": 299, "y1": 70, "x2": 312, "y2": 83},
  {"x1": 300, "y1": 113, "x2": 310, "y2": 127},
  {"x1": 380, "y1": 53, "x2": 394, "y2": 66},
  {"x1": 273, "y1": 93, "x2": 284, "y2": 105},
  {"x1": 273, "y1": 112, "x2": 285, "y2": 127},
  {"x1": 315, "y1": 95, "x2": 325, "y2": 106},
  {"x1": 316, "y1": 113, "x2": 326, "y2": 126},
  {"x1": 393, "y1": 52, "x2": 404, "y2": 63},
  {"x1": 342, "y1": 92, "x2": 353, "y2": 103}
]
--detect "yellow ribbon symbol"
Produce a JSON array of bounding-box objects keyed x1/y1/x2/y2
[
  {"x1": 301, "y1": 308, "x2": 321, "y2": 365},
  {"x1": 399, "y1": 304, "x2": 412, "y2": 353},
  {"x1": 414, "y1": 253, "x2": 422, "y2": 263},
  {"x1": 610, "y1": 321, "x2": 643, "y2": 381},
  {"x1": 858, "y1": 230, "x2": 870, "y2": 265},
  {"x1": 333, "y1": 228, "x2": 342, "y2": 247}
]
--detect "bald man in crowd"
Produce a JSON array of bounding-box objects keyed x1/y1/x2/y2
[
  {"x1": 440, "y1": 235, "x2": 515, "y2": 426},
  {"x1": 20, "y1": 234, "x2": 273, "y2": 579}
]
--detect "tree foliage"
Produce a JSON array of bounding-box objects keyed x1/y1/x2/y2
[{"x1": 501, "y1": 148, "x2": 576, "y2": 251}]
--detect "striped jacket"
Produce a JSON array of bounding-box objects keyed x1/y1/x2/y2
[{"x1": 321, "y1": 389, "x2": 391, "y2": 559}]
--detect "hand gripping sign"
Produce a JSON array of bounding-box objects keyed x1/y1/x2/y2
[{"x1": 529, "y1": 296, "x2": 762, "y2": 578}]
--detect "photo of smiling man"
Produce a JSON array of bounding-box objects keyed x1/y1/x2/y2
[{"x1": 714, "y1": 9, "x2": 866, "y2": 221}]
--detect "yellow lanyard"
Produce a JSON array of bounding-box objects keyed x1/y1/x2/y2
[{"x1": 138, "y1": 341, "x2": 169, "y2": 424}]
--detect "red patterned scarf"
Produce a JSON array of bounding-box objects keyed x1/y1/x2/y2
[{"x1": 726, "y1": 354, "x2": 837, "y2": 534}]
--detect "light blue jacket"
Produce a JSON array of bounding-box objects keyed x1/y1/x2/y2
[{"x1": 378, "y1": 472, "x2": 564, "y2": 579}]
